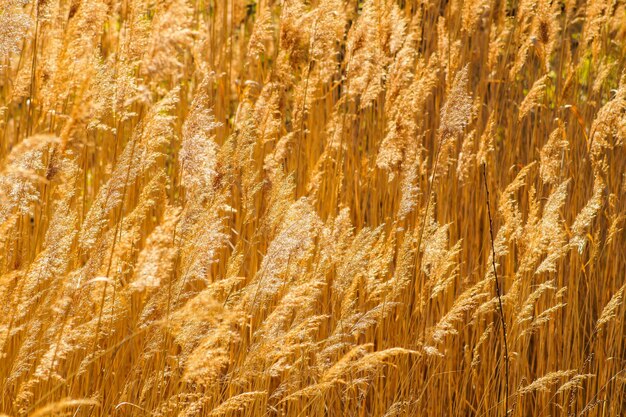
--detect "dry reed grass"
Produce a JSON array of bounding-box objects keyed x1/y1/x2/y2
[{"x1": 0, "y1": 0, "x2": 624, "y2": 416}]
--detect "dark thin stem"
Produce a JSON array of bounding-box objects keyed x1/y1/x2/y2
[{"x1": 482, "y1": 163, "x2": 510, "y2": 417}]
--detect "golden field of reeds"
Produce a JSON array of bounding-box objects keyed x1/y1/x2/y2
[{"x1": 0, "y1": 0, "x2": 625, "y2": 415}]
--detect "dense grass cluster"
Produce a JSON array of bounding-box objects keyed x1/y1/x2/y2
[{"x1": 0, "y1": 0, "x2": 624, "y2": 416}]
